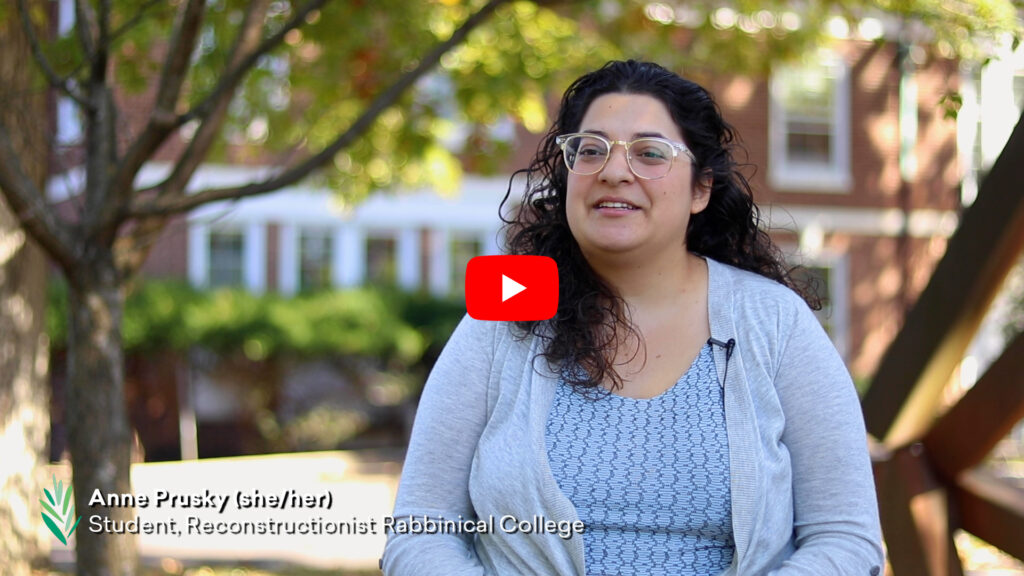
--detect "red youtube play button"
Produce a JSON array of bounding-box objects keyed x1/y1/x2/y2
[{"x1": 465, "y1": 255, "x2": 558, "y2": 321}]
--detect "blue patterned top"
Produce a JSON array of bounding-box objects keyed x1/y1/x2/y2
[{"x1": 545, "y1": 343, "x2": 735, "y2": 575}]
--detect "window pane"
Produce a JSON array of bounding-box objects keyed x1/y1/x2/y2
[
  {"x1": 793, "y1": 265, "x2": 833, "y2": 336},
  {"x1": 776, "y1": 57, "x2": 841, "y2": 169},
  {"x1": 786, "y1": 132, "x2": 832, "y2": 164},
  {"x1": 299, "y1": 228, "x2": 333, "y2": 292},
  {"x1": 778, "y1": 70, "x2": 835, "y2": 117},
  {"x1": 366, "y1": 237, "x2": 396, "y2": 286},
  {"x1": 209, "y1": 229, "x2": 244, "y2": 288},
  {"x1": 1014, "y1": 73, "x2": 1024, "y2": 111},
  {"x1": 450, "y1": 237, "x2": 482, "y2": 296}
]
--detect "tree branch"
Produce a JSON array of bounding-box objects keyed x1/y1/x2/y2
[
  {"x1": 130, "y1": 0, "x2": 512, "y2": 217},
  {"x1": 31, "y1": 0, "x2": 169, "y2": 110},
  {"x1": 74, "y1": 0, "x2": 98, "y2": 66},
  {"x1": 113, "y1": 0, "x2": 207, "y2": 211},
  {"x1": 176, "y1": 0, "x2": 330, "y2": 128},
  {"x1": 112, "y1": 214, "x2": 169, "y2": 279},
  {"x1": 108, "y1": 0, "x2": 167, "y2": 43},
  {"x1": 135, "y1": 0, "x2": 272, "y2": 204},
  {"x1": 99, "y1": 0, "x2": 111, "y2": 36},
  {"x1": 98, "y1": 0, "x2": 112, "y2": 62},
  {"x1": 130, "y1": 0, "x2": 330, "y2": 204},
  {"x1": 0, "y1": 121, "x2": 77, "y2": 272},
  {"x1": 15, "y1": 0, "x2": 88, "y2": 106}
]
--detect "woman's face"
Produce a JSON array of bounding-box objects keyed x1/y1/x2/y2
[{"x1": 565, "y1": 92, "x2": 710, "y2": 263}]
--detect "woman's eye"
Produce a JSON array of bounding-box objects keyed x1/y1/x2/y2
[
  {"x1": 578, "y1": 146, "x2": 606, "y2": 157},
  {"x1": 634, "y1": 145, "x2": 669, "y2": 162}
]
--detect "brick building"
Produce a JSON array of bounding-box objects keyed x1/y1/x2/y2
[
  {"x1": 53, "y1": 38, "x2": 1020, "y2": 384},
  {"x1": 44, "y1": 21, "x2": 1024, "y2": 382},
  {"x1": 39, "y1": 3, "x2": 1024, "y2": 459}
]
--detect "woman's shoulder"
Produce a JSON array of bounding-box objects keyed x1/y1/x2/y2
[
  {"x1": 447, "y1": 315, "x2": 509, "y2": 347},
  {"x1": 707, "y1": 257, "x2": 809, "y2": 315},
  {"x1": 444, "y1": 315, "x2": 539, "y2": 358}
]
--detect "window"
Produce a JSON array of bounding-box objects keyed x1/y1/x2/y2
[
  {"x1": 965, "y1": 48, "x2": 1024, "y2": 204},
  {"x1": 366, "y1": 235, "x2": 397, "y2": 286},
  {"x1": 56, "y1": 97, "x2": 83, "y2": 145},
  {"x1": 794, "y1": 265, "x2": 835, "y2": 333},
  {"x1": 789, "y1": 256, "x2": 849, "y2": 359},
  {"x1": 1014, "y1": 73, "x2": 1024, "y2": 110},
  {"x1": 769, "y1": 52, "x2": 851, "y2": 192},
  {"x1": 299, "y1": 228, "x2": 333, "y2": 292},
  {"x1": 450, "y1": 235, "x2": 483, "y2": 296},
  {"x1": 208, "y1": 229, "x2": 244, "y2": 288}
]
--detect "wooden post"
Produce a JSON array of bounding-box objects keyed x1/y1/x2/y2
[{"x1": 862, "y1": 113, "x2": 1024, "y2": 448}]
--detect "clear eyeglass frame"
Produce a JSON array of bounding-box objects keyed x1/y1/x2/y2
[{"x1": 555, "y1": 133, "x2": 696, "y2": 180}]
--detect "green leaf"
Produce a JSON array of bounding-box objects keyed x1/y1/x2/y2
[
  {"x1": 43, "y1": 488, "x2": 55, "y2": 507},
  {"x1": 41, "y1": 513, "x2": 67, "y2": 546},
  {"x1": 67, "y1": 515, "x2": 82, "y2": 538},
  {"x1": 62, "y1": 484, "x2": 73, "y2": 515},
  {"x1": 40, "y1": 498, "x2": 61, "y2": 520}
]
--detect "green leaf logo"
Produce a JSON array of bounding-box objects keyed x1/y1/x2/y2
[{"x1": 41, "y1": 474, "x2": 82, "y2": 546}]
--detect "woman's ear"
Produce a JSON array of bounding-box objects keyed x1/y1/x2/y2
[{"x1": 691, "y1": 168, "x2": 713, "y2": 214}]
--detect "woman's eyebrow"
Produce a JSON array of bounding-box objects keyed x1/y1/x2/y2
[
  {"x1": 633, "y1": 131, "x2": 668, "y2": 139},
  {"x1": 579, "y1": 129, "x2": 669, "y2": 139}
]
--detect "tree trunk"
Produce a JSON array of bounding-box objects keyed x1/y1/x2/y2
[
  {"x1": 0, "y1": 175, "x2": 51, "y2": 575},
  {"x1": 0, "y1": 1, "x2": 53, "y2": 572},
  {"x1": 66, "y1": 265, "x2": 137, "y2": 576}
]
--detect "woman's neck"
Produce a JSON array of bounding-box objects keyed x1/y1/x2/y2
[{"x1": 587, "y1": 247, "x2": 707, "y2": 310}]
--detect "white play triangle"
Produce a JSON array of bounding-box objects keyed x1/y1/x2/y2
[{"x1": 501, "y1": 274, "x2": 527, "y2": 302}]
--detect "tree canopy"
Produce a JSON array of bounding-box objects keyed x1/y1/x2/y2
[{"x1": 7, "y1": 0, "x2": 1020, "y2": 222}]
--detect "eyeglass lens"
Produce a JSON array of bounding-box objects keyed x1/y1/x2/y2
[{"x1": 562, "y1": 135, "x2": 675, "y2": 179}]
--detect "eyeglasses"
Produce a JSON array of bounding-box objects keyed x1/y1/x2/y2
[{"x1": 555, "y1": 133, "x2": 696, "y2": 180}]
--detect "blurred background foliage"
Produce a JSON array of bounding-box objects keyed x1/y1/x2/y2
[
  {"x1": 47, "y1": 280, "x2": 467, "y2": 453},
  {"x1": 23, "y1": 0, "x2": 1022, "y2": 204},
  {"x1": 46, "y1": 279, "x2": 466, "y2": 368}
]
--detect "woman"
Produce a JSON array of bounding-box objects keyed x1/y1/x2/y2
[{"x1": 382, "y1": 60, "x2": 883, "y2": 575}]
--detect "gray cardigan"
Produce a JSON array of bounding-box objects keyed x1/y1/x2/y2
[{"x1": 383, "y1": 258, "x2": 884, "y2": 575}]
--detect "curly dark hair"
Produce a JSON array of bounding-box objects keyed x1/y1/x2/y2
[{"x1": 501, "y1": 59, "x2": 817, "y2": 393}]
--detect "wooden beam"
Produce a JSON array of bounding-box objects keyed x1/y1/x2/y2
[
  {"x1": 923, "y1": 331, "x2": 1024, "y2": 479},
  {"x1": 873, "y1": 444, "x2": 964, "y2": 576},
  {"x1": 954, "y1": 469, "x2": 1024, "y2": 562},
  {"x1": 862, "y1": 113, "x2": 1024, "y2": 447}
]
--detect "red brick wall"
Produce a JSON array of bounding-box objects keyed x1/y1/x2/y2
[
  {"x1": 499, "y1": 39, "x2": 959, "y2": 215},
  {"x1": 140, "y1": 215, "x2": 189, "y2": 279}
]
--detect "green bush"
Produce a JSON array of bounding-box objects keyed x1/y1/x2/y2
[{"x1": 47, "y1": 279, "x2": 466, "y2": 369}]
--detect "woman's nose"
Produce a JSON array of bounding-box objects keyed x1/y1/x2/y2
[{"x1": 599, "y1": 143, "x2": 635, "y2": 183}]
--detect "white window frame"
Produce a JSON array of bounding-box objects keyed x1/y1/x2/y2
[
  {"x1": 960, "y1": 42, "x2": 1024, "y2": 206},
  {"x1": 428, "y1": 228, "x2": 450, "y2": 296},
  {"x1": 335, "y1": 226, "x2": 365, "y2": 288},
  {"x1": 187, "y1": 221, "x2": 266, "y2": 293},
  {"x1": 769, "y1": 50, "x2": 852, "y2": 193},
  {"x1": 207, "y1": 226, "x2": 247, "y2": 289},
  {"x1": 396, "y1": 228, "x2": 422, "y2": 291}
]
